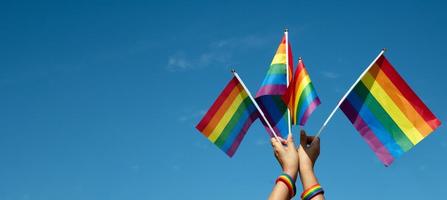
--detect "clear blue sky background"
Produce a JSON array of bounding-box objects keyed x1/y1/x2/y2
[{"x1": 0, "y1": 0, "x2": 446, "y2": 199}]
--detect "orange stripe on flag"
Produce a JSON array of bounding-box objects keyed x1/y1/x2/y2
[
  {"x1": 369, "y1": 64, "x2": 434, "y2": 136},
  {"x1": 201, "y1": 85, "x2": 243, "y2": 136}
]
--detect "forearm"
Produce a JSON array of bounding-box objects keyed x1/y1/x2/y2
[
  {"x1": 299, "y1": 168, "x2": 325, "y2": 200},
  {"x1": 268, "y1": 181, "x2": 291, "y2": 200}
]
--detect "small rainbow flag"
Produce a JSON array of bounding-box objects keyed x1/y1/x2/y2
[
  {"x1": 340, "y1": 54, "x2": 441, "y2": 166},
  {"x1": 256, "y1": 33, "x2": 293, "y2": 138},
  {"x1": 196, "y1": 76, "x2": 258, "y2": 157},
  {"x1": 283, "y1": 58, "x2": 321, "y2": 125}
]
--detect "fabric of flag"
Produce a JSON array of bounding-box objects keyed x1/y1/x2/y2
[
  {"x1": 283, "y1": 58, "x2": 321, "y2": 125},
  {"x1": 196, "y1": 77, "x2": 258, "y2": 157},
  {"x1": 340, "y1": 55, "x2": 441, "y2": 166},
  {"x1": 256, "y1": 35, "x2": 293, "y2": 138}
]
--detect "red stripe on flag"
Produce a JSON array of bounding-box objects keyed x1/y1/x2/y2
[
  {"x1": 196, "y1": 77, "x2": 239, "y2": 131},
  {"x1": 282, "y1": 59, "x2": 309, "y2": 125},
  {"x1": 377, "y1": 55, "x2": 441, "y2": 130},
  {"x1": 287, "y1": 43, "x2": 294, "y2": 83}
]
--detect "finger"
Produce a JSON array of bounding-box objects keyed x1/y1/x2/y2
[
  {"x1": 270, "y1": 137, "x2": 276, "y2": 147},
  {"x1": 311, "y1": 137, "x2": 320, "y2": 147},
  {"x1": 306, "y1": 136, "x2": 321, "y2": 146},
  {"x1": 300, "y1": 130, "x2": 307, "y2": 147},
  {"x1": 306, "y1": 136, "x2": 316, "y2": 144},
  {"x1": 276, "y1": 137, "x2": 287, "y2": 145},
  {"x1": 271, "y1": 137, "x2": 281, "y2": 148},
  {"x1": 286, "y1": 133, "x2": 295, "y2": 150},
  {"x1": 271, "y1": 137, "x2": 284, "y2": 152}
]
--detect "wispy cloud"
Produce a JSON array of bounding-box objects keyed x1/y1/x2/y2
[
  {"x1": 210, "y1": 35, "x2": 268, "y2": 49},
  {"x1": 166, "y1": 51, "x2": 231, "y2": 72},
  {"x1": 130, "y1": 164, "x2": 141, "y2": 172},
  {"x1": 419, "y1": 164, "x2": 428, "y2": 172},
  {"x1": 164, "y1": 156, "x2": 183, "y2": 173},
  {"x1": 166, "y1": 35, "x2": 268, "y2": 72},
  {"x1": 178, "y1": 109, "x2": 206, "y2": 123},
  {"x1": 167, "y1": 52, "x2": 193, "y2": 72},
  {"x1": 171, "y1": 164, "x2": 181, "y2": 172},
  {"x1": 321, "y1": 71, "x2": 340, "y2": 79}
]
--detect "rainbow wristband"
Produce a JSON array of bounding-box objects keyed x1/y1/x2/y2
[
  {"x1": 275, "y1": 173, "x2": 296, "y2": 198},
  {"x1": 301, "y1": 183, "x2": 324, "y2": 200}
]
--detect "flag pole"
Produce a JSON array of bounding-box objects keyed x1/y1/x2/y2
[
  {"x1": 285, "y1": 28, "x2": 293, "y2": 135},
  {"x1": 298, "y1": 56, "x2": 303, "y2": 131},
  {"x1": 311, "y1": 49, "x2": 386, "y2": 143},
  {"x1": 231, "y1": 69, "x2": 282, "y2": 142}
]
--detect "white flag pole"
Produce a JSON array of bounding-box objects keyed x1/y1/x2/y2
[
  {"x1": 311, "y1": 49, "x2": 386, "y2": 143},
  {"x1": 232, "y1": 70, "x2": 282, "y2": 142},
  {"x1": 285, "y1": 28, "x2": 293, "y2": 135}
]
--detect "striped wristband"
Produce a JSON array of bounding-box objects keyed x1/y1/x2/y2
[
  {"x1": 301, "y1": 183, "x2": 324, "y2": 200},
  {"x1": 275, "y1": 173, "x2": 296, "y2": 198}
]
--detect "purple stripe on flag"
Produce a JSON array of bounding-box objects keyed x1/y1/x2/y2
[
  {"x1": 256, "y1": 85, "x2": 287, "y2": 97},
  {"x1": 340, "y1": 100, "x2": 394, "y2": 166},
  {"x1": 299, "y1": 97, "x2": 321, "y2": 126},
  {"x1": 226, "y1": 112, "x2": 259, "y2": 157}
]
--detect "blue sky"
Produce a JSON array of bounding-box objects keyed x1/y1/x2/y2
[{"x1": 0, "y1": 0, "x2": 446, "y2": 199}]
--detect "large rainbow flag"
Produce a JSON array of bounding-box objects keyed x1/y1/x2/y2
[
  {"x1": 196, "y1": 76, "x2": 258, "y2": 157},
  {"x1": 283, "y1": 58, "x2": 321, "y2": 125},
  {"x1": 340, "y1": 54, "x2": 441, "y2": 166},
  {"x1": 256, "y1": 33, "x2": 293, "y2": 138}
]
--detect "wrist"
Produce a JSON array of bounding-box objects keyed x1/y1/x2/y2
[
  {"x1": 301, "y1": 183, "x2": 324, "y2": 200},
  {"x1": 275, "y1": 173, "x2": 297, "y2": 198},
  {"x1": 298, "y1": 169, "x2": 319, "y2": 190},
  {"x1": 283, "y1": 168, "x2": 298, "y2": 180},
  {"x1": 299, "y1": 165, "x2": 314, "y2": 174}
]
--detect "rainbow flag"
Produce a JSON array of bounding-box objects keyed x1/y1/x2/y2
[
  {"x1": 256, "y1": 34, "x2": 293, "y2": 138},
  {"x1": 340, "y1": 54, "x2": 441, "y2": 166},
  {"x1": 283, "y1": 58, "x2": 321, "y2": 125},
  {"x1": 196, "y1": 76, "x2": 258, "y2": 157}
]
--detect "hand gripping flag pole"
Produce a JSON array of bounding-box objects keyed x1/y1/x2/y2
[
  {"x1": 232, "y1": 69, "x2": 282, "y2": 142},
  {"x1": 311, "y1": 49, "x2": 386, "y2": 144}
]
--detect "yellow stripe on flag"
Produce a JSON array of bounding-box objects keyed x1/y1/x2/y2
[
  {"x1": 202, "y1": 86, "x2": 241, "y2": 136},
  {"x1": 373, "y1": 66, "x2": 434, "y2": 135},
  {"x1": 361, "y1": 72, "x2": 424, "y2": 144},
  {"x1": 293, "y1": 76, "x2": 311, "y2": 113},
  {"x1": 271, "y1": 53, "x2": 286, "y2": 65},
  {"x1": 208, "y1": 89, "x2": 248, "y2": 142}
]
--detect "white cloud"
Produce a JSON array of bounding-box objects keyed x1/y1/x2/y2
[
  {"x1": 171, "y1": 164, "x2": 181, "y2": 172},
  {"x1": 166, "y1": 51, "x2": 231, "y2": 72},
  {"x1": 167, "y1": 53, "x2": 193, "y2": 72},
  {"x1": 167, "y1": 35, "x2": 268, "y2": 72},
  {"x1": 419, "y1": 164, "x2": 428, "y2": 172},
  {"x1": 178, "y1": 109, "x2": 206, "y2": 123},
  {"x1": 210, "y1": 35, "x2": 268, "y2": 49},
  {"x1": 130, "y1": 164, "x2": 141, "y2": 172},
  {"x1": 321, "y1": 71, "x2": 340, "y2": 79}
]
